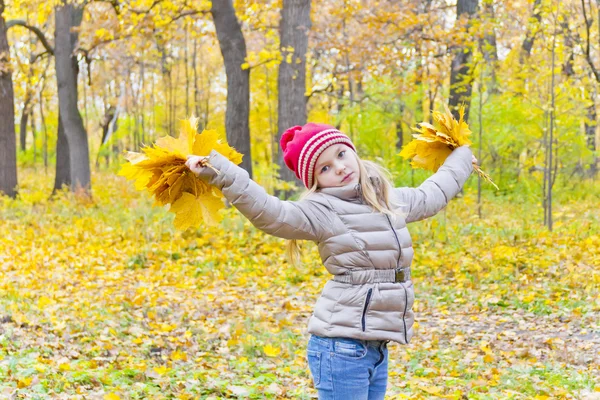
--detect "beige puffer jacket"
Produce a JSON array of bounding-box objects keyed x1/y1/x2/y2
[{"x1": 202, "y1": 146, "x2": 473, "y2": 344}]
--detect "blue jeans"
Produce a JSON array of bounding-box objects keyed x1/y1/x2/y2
[{"x1": 306, "y1": 334, "x2": 389, "y2": 400}]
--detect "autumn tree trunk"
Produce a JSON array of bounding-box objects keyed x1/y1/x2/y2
[
  {"x1": 20, "y1": 95, "x2": 31, "y2": 151},
  {"x1": 211, "y1": 0, "x2": 252, "y2": 177},
  {"x1": 53, "y1": 112, "x2": 71, "y2": 191},
  {"x1": 585, "y1": 93, "x2": 598, "y2": 176},
  {"x1": 448, "y1": 0, "x2": 479, "y2": 121},
  {"x1": 0, "y1": 0, "x2": 17, "y2": 198},
  {"x1": 481, "y1": 0, "x2": 498, "y2": 94},
  {"x1": 580, "y1": 0, "x2": 600, "y2": 176},
  {"x1": 276, "y1": 0, "x2": 312, "y2": 193},
  {"x1": 520, "y1": 0, "x2": 542, "y2": 62},
  {"x1": 54, "y1": 2, "x2": 90, "y2": 192}
]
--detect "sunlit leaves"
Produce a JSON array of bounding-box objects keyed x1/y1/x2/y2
[
  {"x1": 400, "y1": 104, "x2": 498, "y2": 189},
  {"x1": 119, "y1": 116, "x2": 243, "y2": 229},
  {"x1": 400, "y1": 104, "x2": 472, "y2": 172}
]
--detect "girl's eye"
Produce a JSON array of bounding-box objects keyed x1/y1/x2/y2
[
  {"x1": 338, "y1": 151, "x2": 345, "y2": 158},
  {"x1": 320, "y1": 165, "x2": 329, "y2": 173}
]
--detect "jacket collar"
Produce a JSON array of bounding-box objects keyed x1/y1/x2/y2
[
  {"x1": 318, "y1": 182, "x2": 363, "y2": 202},
  {"x1": 317, "y1": 176, "x2": 383, "y2": 203}
]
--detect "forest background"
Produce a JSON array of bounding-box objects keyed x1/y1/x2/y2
[{"x1": 0, "y1": 0, "x2": 599, "y2": 398}]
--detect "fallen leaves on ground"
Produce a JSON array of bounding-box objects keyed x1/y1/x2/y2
[{"x1": 0, "y1": 170, "x2": 598, "y2": 399}]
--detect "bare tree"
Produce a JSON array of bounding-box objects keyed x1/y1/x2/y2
[{"x1": 211, "y1": 0, "x2": 252, "y2": 177}]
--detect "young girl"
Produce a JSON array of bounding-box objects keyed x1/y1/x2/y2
[{"x1": 186, "y1": 123, "x2": 474, "y2": 399}]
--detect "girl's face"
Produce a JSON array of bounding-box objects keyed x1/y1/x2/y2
[{"x1": 314, "y1": 144, "x2": 360, "y2": 188}]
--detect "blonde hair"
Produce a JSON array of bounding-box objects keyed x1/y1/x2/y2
[{"x1": 286, "y1": 151, "x2": 403, "y2": 266}]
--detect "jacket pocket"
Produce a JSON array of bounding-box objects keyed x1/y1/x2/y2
[
  {"x1": 361, "y1": 288, "x2": 373, "y2": 332},
  {"x1": 307, "y1": 350, "x2": 321, "y2": 386}
]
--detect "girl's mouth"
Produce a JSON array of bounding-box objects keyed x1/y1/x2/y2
[{"x1": 342, "y1": 172, "x2": 353, "y2": 183}]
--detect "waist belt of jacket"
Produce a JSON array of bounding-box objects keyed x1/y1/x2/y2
[{"x1": 332, "y1": 267, "x2": 411, "y2": 285}]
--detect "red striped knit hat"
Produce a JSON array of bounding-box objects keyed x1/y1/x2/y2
[{"x1": 280, "y1": 123, "x2": 356, "y2": 189}]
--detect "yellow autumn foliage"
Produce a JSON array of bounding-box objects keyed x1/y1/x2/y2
[
  {"x1": 400, "y1": 104, "x2": 498, "y2": 189},
  {"x1": 118, "y1": 117, "x2": 243, "y2": 230},
  {"x1": 1, "y1": 169, "x2": 599, "y2": 397}
]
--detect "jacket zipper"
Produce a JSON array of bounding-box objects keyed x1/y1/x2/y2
[
  {"x1": 400, "y1": 282, "x2": 408, "y2": 343},
  {"x1": 385, "y1": 214, "x2": 409, "y2": 343},
  {"x1": 384, "y1": 215, "x2": 402, "y2": 268},
  {"x1": 361, "y1": 288, "x2": 373, "y2": 332}
]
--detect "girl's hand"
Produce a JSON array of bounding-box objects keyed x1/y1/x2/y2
[
  {"x1": 455, "y1": 145, "x2": 478, "y2": 165},
  {"x1": 185, "y1": 155, "x2": 211, "y2": 176}
]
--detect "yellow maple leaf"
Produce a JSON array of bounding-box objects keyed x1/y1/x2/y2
[
  {"x1": 119, "y1": 116, "x2": 242, "y2": 229},
  {"x1": 118, "y1": 162, "x2": 154, "y2": 191},
  {"x1": 153, "y1": 365, "x2": 170, "y2": 375},
  {"x1": 103, "y1": 394, "x2": 121, "y2": 400},
  {"x1": 154, "y1": 117, "x2": 199, "y2": 157},
  {"x1": 170, "y1": 192, "x2": 224, "y2": 230},
  {"x1": 37, "y1": 296, "x2": 53, "y2": 309},
  {"x1": 400, "y1": 140, "x2": 452, "y2": 172},
  {"x1": 263, "y1": 344, "x2": 281, "y2": 357},
  {"x1": 17, "y1": 377, "x2": 33, "y2": 388},
  {"x1": 171, "y1": 350, "x2": 188, "y2": 361},
  {"x1": 193, "y1": 129, "x2": 244, "y2": 165},
  {"x1": 420, "y1": 385, "x2": 443, "y2": 395}
]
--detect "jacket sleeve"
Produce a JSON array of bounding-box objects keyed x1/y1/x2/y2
[
  {"x1": 197, "y1": 149, "x2": 334, "y2": 241},
  {"x1": 393, "y1": 146, "x2": 473, "y2": 223}
]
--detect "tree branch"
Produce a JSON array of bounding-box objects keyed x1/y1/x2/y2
[
  {"x1": 306, "y1": 81, "x2": 333, "y2": 100},
  {"x1": 76, "y1": 32, "x2": 134, "y2": 56},
  {"x1": 581, "y1": 0, "x2": 600, "y2": 82},
  {"x1": 90, "y1": 0, "x2": 120, "y2": 14},
  {"x1": 164, "y1": 9, "x2": 209, "y2": 25},
  {"x1": 125, "y1": 0, "x2": 163, "y2": 14},
  {"x1": 6, "y1": 20, "x2": 54, "y2": 55},
  {"x1": 31, "y1": 51, "x2": 51, "y2": 64}
]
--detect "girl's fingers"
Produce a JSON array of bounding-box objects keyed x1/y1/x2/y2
[
  {"x1": 185, "y1": 155, "x2": 213, "y2": 176},
  {"x1": 185, "y1": 156, "x2": 209, "y2": 168}
]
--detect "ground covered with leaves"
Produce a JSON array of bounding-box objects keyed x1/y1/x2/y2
[{"x1": 1, "y1": 170, "x2": 599, "y2": 399}]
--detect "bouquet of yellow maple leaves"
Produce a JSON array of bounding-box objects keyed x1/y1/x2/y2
[
  {"x1": 119, "y1": 117, "x2": 243, "y2": 230},
  {"x1": 399, "y1": 105, "x2": 498, "y2": 190}
]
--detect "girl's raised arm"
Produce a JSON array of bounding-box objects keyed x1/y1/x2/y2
[
  {"x1": 190, "y1": 149, "x2": 333, "y2": 241},
  {"x1": 394, "y1": 146, "x2": 474, "y2": 223}
]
